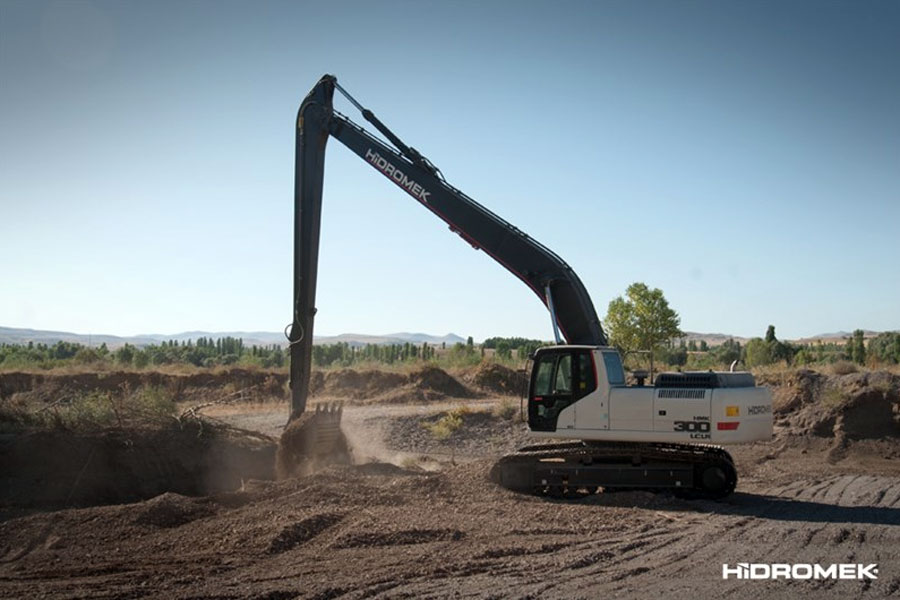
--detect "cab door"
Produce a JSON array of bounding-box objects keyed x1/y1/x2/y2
[{"x1": 528, "y1": 349, "x2": 596, "y2": 432}]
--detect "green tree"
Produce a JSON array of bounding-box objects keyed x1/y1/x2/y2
[
  {"x1": 743, "y1": 338, "x2": 773, "y2": 367},
  {"x1": 794, "y1": 347, "x2": 815, "y2": 365},
  {"x1": 868, "y1": 331, "x2": 900, "y2": 364},
  {"x1": 851, "y1": 329, "x2": 866, "y2": 365},
  {"x1": 114, "y1": 343, "x2": 136, "y2": 365},
  {"x1": 133, "y1": 350, "x2": 150, "y2": 369},
  {"x1": 604, "y1": 282, "x2": 682, "y2": 359},
  {"x1": 657, "y1": 344, "x2": 688, "y2": 367},
  {"x1": 714, "y1": 338, "x2": 741, "y2": 366},
  {"x1": 765, "y1": 325, "x2": 777, "y2": 343}
]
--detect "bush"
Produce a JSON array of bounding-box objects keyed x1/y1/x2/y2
[
  {"x1": 74, "y1": 347, "x2": 102, "y2": 364},
  {"x1": 830, "y1": 360, "x2": 858, "y2": 375},
  {"x1": 422, "y1": 406, "x2": 469, "y2": 440}
]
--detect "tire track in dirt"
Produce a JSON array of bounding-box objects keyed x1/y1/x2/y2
[{"x1": 475, "y1": 474, "x2": 900, "y2": 599}]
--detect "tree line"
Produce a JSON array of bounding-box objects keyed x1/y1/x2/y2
[
  {"x1": 0, "y1": 337, "x2": 286, "y2": 369},
  {"x1": 0, "y1": 336, "x2": 515, "y2": 370}
]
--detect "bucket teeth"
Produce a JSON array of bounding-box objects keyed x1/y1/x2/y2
[{"x1": 310, "y1": 402, "x2": 343, "y2": 425}]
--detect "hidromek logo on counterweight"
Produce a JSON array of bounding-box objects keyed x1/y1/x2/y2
[{"x1": 365, "y1": 149, "x2": 431, "y2": 203}]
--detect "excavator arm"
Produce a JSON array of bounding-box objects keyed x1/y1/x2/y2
[{"x1": 289, "y1": 74, "x2": 606, "y2": 419}]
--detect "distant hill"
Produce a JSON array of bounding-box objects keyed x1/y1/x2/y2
[
  {"x1": 3, "y1": 326, "x2": 892, "y2": 350},
  {"x1": 0, "y1": 327, "x2": 160, "y2": 348},
  {"x1": 679, "y1": 331, "x2": 750, "y2": 345},
  {"x1": 795, "y1": 330, "x2": 884, "y2": 344},
  {"x1": 309, "y1": 332, "x2": 465, "y2": 347},
  {"x1": 0, "y1": 326, "x2": 467, "y2": 349}
]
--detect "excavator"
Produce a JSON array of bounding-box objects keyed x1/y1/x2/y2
[{"x1": 283, "y1": 74, "x2": 773, "y2": 498}]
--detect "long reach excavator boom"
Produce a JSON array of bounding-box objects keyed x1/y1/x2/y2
[
  {"x1": 287, "y1": 75, "x2": 773, "y2": 499},
  {"x1": 290, "y1": 74, "x2": 604, "y2": 419}
]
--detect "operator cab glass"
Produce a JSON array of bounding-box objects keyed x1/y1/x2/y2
[
  {"x1": 528, "y1": 349, "x2": 596, "y2": 431},
  {"x1": 602, "y1": 351, "x2": 625, "y2": 385}
]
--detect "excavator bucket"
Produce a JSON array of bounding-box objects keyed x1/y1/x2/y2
[
  {"x1": 276, "y1": 403, "x2": 349, "y2": 479},
  {"x1": 307, "y1": 403, "x2": 344, "y2": 455}
]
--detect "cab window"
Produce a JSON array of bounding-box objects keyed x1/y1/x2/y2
[
  {"x1": 534, "y1": 353, "x2": 572, "y2": 396},
  {"x1": 533, "y1": 358, "x2": 555, "y2": 396},
  {"x1": 553, "y1": 354, "x2": 572, "y2": 394},
  {"x1": 603, "y1": 352, "x2": 625, "y2": 385}
]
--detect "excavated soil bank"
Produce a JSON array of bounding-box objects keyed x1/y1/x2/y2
[
  {"x1": 1, "y1": 364, "x2": 492, "y2": 409},
  {"x1": 0, "y1": 420, "x2": 276, "y2": 514},
  {"x1": 767, "y1": 369, "x2": 900, "y2": 441}
]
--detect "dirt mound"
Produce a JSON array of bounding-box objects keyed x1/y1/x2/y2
[
  {"x1": 408, "y1": 365, "x2": 473, "y2": 397},
  {"x1": 0, "y1": 420, "x2": 276, "y2": 512},
  {"x1": 133, "y1": 493, "x2": 215, "y2": 528},
  {"x1": 772, "y1": 369, "x2": 900, "y2": 444},
  {"x1": 311, "y1": 366, "x2": 476, "y2": 403},
  {"x1": 765, "y1": 368, "x2": 827, "y2": 414},
  {"x1": 317, "y1": 369, "x2": 406, "y2": 399},
  {"x1": 466, "y1": 363, "x2": 524, "y2": 395}
]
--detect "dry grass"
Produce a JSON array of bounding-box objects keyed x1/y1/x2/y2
[
  {"x1": 828, "y1": 360, "x2": 859, "y2": 375},
  {"x1": 421, "y1": 406, "x2": 471, "y2": 440},
  {"x1": 821, "y1": 386, "x2": 846, "y2": 409},
  {"x1": 0, "y1": 385, "x2": 178, "y2": 432},
  {"x1": 750, "y1": 362, "x2": 796, "y2": 385},
  {"x1": 0, "y1": 360, "x2": 288, "y2": 377},
  {"x1": 492, "y1": 397, "x2": 521, "y2": 422}
]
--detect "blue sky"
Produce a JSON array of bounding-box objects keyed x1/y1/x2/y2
[{"x1": 1, "y1": 0, "x2": 898, "y2": 341}]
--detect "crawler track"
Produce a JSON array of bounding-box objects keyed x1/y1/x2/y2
[{"x1": 490, "y1": 441, "x2": 738, "y2": 499}]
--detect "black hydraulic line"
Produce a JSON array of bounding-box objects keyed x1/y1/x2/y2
[
  {"x1": 333, "y1": 80, "x2": 439, "y2": 179},
  {"x1": 290, "y1": 74, "x2": 607, "y2": 419}
]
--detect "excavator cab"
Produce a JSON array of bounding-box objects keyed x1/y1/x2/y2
[{"x1": 527, "y1": 346, "x2": 597, "y2": 432}]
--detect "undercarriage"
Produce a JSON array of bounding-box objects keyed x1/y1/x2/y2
[{"x1": 490, "y1": 441, "x2": 737, "y2": 500}]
